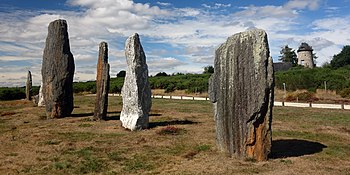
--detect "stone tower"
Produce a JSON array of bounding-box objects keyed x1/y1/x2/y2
[{"x1": 297, "y1": 43, "x2": 314, "y2": 68}]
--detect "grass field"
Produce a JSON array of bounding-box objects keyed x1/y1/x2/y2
[{"x1": 0, "y1": 95, "x2": 349, "y2": 174}]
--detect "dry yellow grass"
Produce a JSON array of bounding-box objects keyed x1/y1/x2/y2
[
  {"x1": 0, "y1": 95, "x2": 349, "y2": 174},
  {"x1": 152, "y1": 89, "x2": 208, "y2": 97}
]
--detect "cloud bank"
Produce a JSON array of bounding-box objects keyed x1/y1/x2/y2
[{"x1": 0, "y1": 0, "x2": 349, "y2": 86}]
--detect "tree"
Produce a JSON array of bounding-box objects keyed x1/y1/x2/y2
[
  {"x1": 331, "y1": 45, "x2": 350, "y2": 68},
  {"x1": 279, "y1": 45, "x2": 297, "y2": 66},
  {"x1": 155, "y1": 72, "x2": 168, "y2": 76},
  {"x1": 203, "y1": 65, "x2": 214, "y2": 74},
  {"x1": 117, "y1": 70, "x2": 126, "y2": 77}
]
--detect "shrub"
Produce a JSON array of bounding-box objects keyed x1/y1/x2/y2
[
  {"x1": 0, "y1": 87, "x2": 26, "y2": 100},
  {"x1": 339, "y1": 88, "x2": 350, "y2": 98},
  {"x1": 285, "y1": 91, "x2": 319, "y2": 102},
  {"x1": 164, "y1": 84, "x2": 175, "y2": 93},
  {"x1": 297, "y1": 91, "x2": 318, "y2": 102}
]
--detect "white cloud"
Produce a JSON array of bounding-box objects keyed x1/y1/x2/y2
[
  {"x1": 285, "y1": 0, "x2": 321, "y2": 10},
  {"x1": 148, "y1": 57, "x2": 184, "y2": 74},
  {"x1": 202, "y1": 3, "x2": 231, "y2": 9},
  {"x1": 310, "y1": 16, "x2": 350, "y2": 46},
  {"x1": 157, "y1": 2, "x2": 171, "y2": 7},
  {"x1": 0, "y1": 0, "x2": 348, "y2": 86}
]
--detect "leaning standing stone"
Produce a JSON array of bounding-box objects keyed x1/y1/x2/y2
[
  {"x1": 120, "y1": 33, "x2": 151, "y2": 130},
  {"x1": 25, "y1": 70, "x2": 32, "y2": 101},
  {"x1": 93, "y1": 42, "x2": 110, "y2": 120},
  {"x1": 209, "y1": 29, "x2": 274, "y2": 161},
  {"x1": 41, "y1": 19, "x2": 75, "y2": 118}
]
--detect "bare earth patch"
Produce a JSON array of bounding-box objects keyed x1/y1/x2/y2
[{"x1": 0, "y1": 95, "x2": 349, "y2": 174}]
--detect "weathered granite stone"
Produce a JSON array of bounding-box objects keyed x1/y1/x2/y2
[
  {"x1": 209, "y1": 29, "x2": 274, "y2": 161},
  {"x1": 38, "y1": 82, "x2": 45, "y2": 107},
  {"x1": 41, "y1": 19, "x2": 75, "y2": 118},
  {"x1": 120, "y1": 33, "x2": 151, "y2": 130},
  {"x1": 26, "y1": 70, "x2": 32, "y2": 100},
  {"x1": 93, "y1": 42, "x2": 110, "y2": 120}
]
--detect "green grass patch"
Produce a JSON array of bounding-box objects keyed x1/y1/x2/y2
[
  {"x1": 157, "y1": 126, "x2": 186, "y2": 135},
  {"x1": 78, "y1": 123, "x2": 93, "y2": 127},
  {"x1": 53, "y1": 161, "x2": 72, "y2": 170},
  {"x1": 107, "y1": 151, "x2": 126, "y2": 161},
  {"x1": 273, "y1": 130, "x2": 343, "y2": 143},
  {"x1": 123, "y1": 154, "x2": 155, "y2": 172},
  {"x1": 322, "y1": 145, "x2": 350, "y2": 158},
  {"x1": 195, "y1": 144, "x2": 211, "y2": 152},
  {"x1": 57, "y1": 131, "x2": 125, "y2": 142},
  {"x1": 77, "y1": 156, "x2": 106, "y2": 174}
]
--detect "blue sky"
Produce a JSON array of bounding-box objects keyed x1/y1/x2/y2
[{"x1": 1, "y1": 0, "x2": 350, "y2": 87}]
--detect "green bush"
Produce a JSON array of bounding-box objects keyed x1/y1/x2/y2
[
  {"x1": 164, "y1": 84, "x2": 175, "y2": 93},
  {"x1": 276, "y1": 67, "x2": 350, "y2": 92},
  {"x1": 0, "y1": 87, "x2": 26, "y2": 100},
  {"x1": 339, "y1": 88, "x2": 350, "y2": 98}
]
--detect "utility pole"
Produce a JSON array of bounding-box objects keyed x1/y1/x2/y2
[{"x1": 324, "y1": 81, "x2": 327, "y2": 92}]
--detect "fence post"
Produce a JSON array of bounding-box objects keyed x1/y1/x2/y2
[
  {"x1": 309, "y1": 102, "x2": 312, "y2": 108},
  {"x1": 282, "y1": 101, "x2": 285, "y2": 107},
  {"x1": 181, "y1": 96, "x2": 183, "y2": 100},
  {"x1": 341, "y1": 103, "x2": 345, "y2": 110},
  {"x1": 193, "y1": 96, "x2": 195, "y2": 100},
  {"x1": 170, "y1": 95, "x2": 172, "y2": 99}
]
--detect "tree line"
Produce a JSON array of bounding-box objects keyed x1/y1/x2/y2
[{"x1": 1, "y1": 45, "x2": 350, "y2": 100}]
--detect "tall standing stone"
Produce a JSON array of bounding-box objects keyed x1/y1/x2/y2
[
  {"x1": 41, "y1": 19, "x2": 75, "y2": 118},
  {"x1": 93, "y1": 42, "x2": 110, "y2": 120},
  {"x1": 209, "y1": 29, "x2": 274, "y2": 161},
  {"x1": 120, "y1": 33, "x2": 151, "y2": 130},
  {"x1": 38, "y1": 82, "x2": 45, "y2": 107},
  {"x1": 25, "y1": 70, "x2": 32, "y2": 101}
]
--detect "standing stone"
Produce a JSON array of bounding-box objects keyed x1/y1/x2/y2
[
  {"x1": 25, "y1": 70, "x2": 32, "y2": 101},
  {"x1": 38, "y1": 82, "x2": 45, "y2": 107},
  {"x1": 209, "y1": 29, "x2": 274, "y2": 161},
  {"x1": 41, "y1": 19, "x2": 75, "y2": 118},
  {"x1": 93, "y1": 42, "x2": 110, "y2": 120},
  {"x1": 120, "y1": 33, "x2": 151, "y2": 130}
]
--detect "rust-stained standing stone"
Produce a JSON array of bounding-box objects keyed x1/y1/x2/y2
[
  {"x1": 42, "y1": 19, "x2": 75, "y2": 118},
  {"x1": 26, "y1": 70, "x2": 32, "y2": 100},
  {"x1": 209, "y1": 29, "x2": 274, "y2": 161},
  {"x1": 93, "y1": 42, "x2": 110, "y2": 120}
]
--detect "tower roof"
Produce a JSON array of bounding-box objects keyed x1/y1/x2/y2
[{"x1": 297, "y1": 42, "x2": 313, "y2": 52}]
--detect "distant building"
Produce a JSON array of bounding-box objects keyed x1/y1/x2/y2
[
  {"x1": 273, "y1": 62, "x2": 293, "y2": 72},
  {"x1": 297, "y1": 43, "x2": 314, "y2": 68}
]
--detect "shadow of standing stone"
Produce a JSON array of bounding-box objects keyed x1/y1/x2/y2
[
  {"x1": 269, "y1": 139, "x2": 327, "y2": 159},
  {"x1": 42, "y1": 19, "x2": 75, "y2": 118}
]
